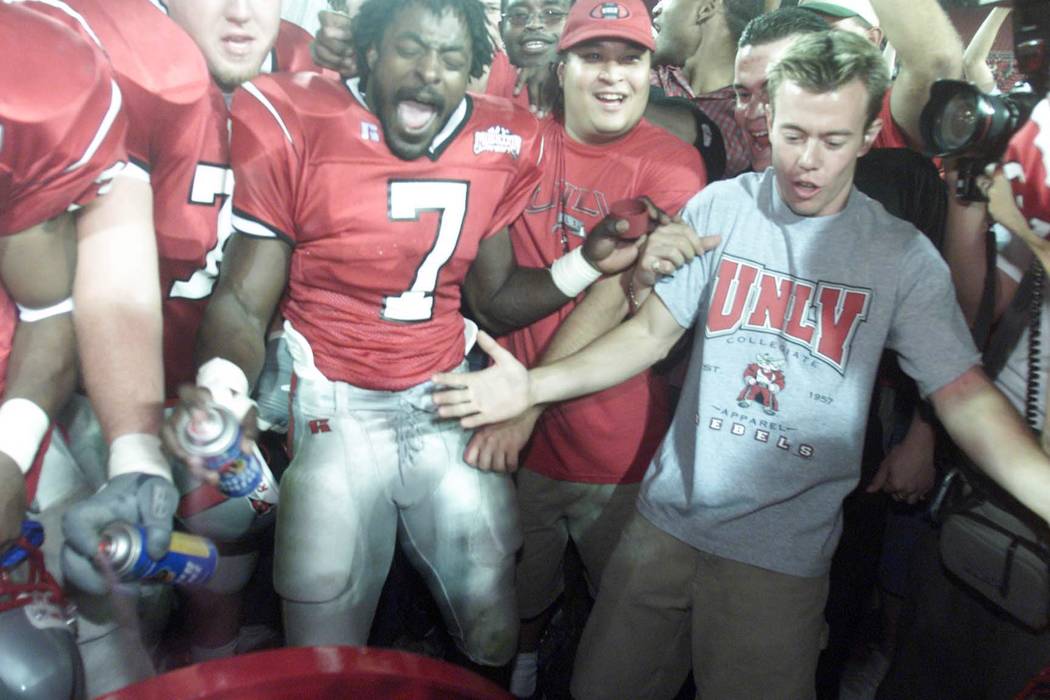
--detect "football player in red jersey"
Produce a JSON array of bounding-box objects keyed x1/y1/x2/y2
[
  {"x1": 24, "y1": 0, "x2": 320, "y2": 683},
  {"x1": 0, "y1": 2, "x2": 128, "y2": 550},
  {"x1": 170, "y1": 0, "x2": 659, "y2": 667},
  {"x1": 0, "y1": 5, "x2": 132, "y2": 698}
]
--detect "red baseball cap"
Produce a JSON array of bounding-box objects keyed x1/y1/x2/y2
[{"x1": 556, "y1": 0, "x2": 656, "y2": 52}]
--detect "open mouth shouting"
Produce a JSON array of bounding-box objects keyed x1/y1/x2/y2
[{"x1": 394, "y1": 90, "x2": 444, "y2": 138}]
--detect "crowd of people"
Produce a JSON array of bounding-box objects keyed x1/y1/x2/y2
[{"x1": 1, "y1": 0, "x2": 1049, "y2": 698}]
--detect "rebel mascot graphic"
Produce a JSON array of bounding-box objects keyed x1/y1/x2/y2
[{"x1": 737, "y1": 353, "x2": 786, "y2": 415}]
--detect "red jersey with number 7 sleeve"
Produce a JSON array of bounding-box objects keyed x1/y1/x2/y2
[{"x1": 229, "y1": 75, "x2": 544, "y2": 390}]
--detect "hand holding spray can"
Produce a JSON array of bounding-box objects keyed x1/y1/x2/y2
[
  {"x1": 98, "y1": 522, "x2": 216, "y2": 585},
  {"x1": 174, "y1": 404, "x2": 263, "y2": 497}
]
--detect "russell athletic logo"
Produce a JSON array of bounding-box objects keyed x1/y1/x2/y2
[
  {"x1": 706, "y1": 255, "x2": 871, "y2": 374},
  {"x1": 591, "y1": 2, "x2": 630, "y2": 19}
]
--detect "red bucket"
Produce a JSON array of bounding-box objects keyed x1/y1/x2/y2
[{"x1": 98, "y1": 646, "x2": 512, "y2": 699}]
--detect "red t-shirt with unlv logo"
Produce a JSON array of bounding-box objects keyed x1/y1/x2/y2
[
  {"x1": 505, "y1": 117, "x2": 706, "y2": 484},
  {"x1": 230, "y1": 75, "x2": 544, "y2": 389}
]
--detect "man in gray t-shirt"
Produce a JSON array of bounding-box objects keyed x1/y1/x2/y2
[
  {"x1": 434, "y1": 31, "x2": 1050, "y2": 700},
  {"x1": 643, "y1": 167, "x2": 975, "y2": 580}
]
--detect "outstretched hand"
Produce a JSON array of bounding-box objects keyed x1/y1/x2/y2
[{"x1": 432, "y1": 331, "x2": 532, "y2": 429}]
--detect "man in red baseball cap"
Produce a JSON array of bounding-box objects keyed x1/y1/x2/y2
[
  {"x1": 557, "y1": 0, "x2": 656, "y2": 51},
  {"x1": 481, "y1": 2, "x2": 716, "y2": 698}
]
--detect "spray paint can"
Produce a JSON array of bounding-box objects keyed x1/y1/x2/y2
[
  {"x1": 174, "y1": 405, "x2": 263, "y2": 497},
  {"x1": 98, "y1": 522, "x2": 216, "y2": 585}
]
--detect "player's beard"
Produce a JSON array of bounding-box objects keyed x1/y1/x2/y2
[{"x1": 213, "y1": 64, "x2": 264, "y2": 94}]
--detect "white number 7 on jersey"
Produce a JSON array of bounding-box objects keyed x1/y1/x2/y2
[{"x1": 382, "y1": 179, "x2": 469, "y2": 323}]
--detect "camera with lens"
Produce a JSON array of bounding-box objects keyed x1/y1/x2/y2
[{"x1": 918, "y1": 0, "x2": 1049, "y2": 201}]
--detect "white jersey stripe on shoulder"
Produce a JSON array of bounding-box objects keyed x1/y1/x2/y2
[
  {"x1": 241, "y1": 81, "x2": 294, "y2": 145},
  {"x1": 232, "y1": 213, "x2": 279, "y2": 239},
  {"x1": 24, "y1": 0, "x2": 103, "y2": 47},
  {"x1": 65, "y1": 79, "x2": 123, "y2": 173}
]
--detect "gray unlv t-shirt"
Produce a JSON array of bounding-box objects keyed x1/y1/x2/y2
[{"x1": 643, "y1": 170, "x2": 980, "y2": 577}]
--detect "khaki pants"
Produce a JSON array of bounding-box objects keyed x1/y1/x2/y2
[
  {"x1": 514, "y1": 468, "x2": 640, "y2": 618},
  {"x1": 572, "y1": 512, "x2": 829, "y2": 700}
]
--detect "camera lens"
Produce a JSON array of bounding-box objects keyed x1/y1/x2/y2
[{"x1": 934, "y1": 92, "x2": 980, "y2": 151}]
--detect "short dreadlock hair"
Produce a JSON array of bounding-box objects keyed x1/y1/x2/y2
[{"x1": 351, "y1": 0, "x2": 494, "y2": 84}]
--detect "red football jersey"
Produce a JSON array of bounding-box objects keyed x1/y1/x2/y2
[
  {"x1": 34, "y1": 1, "x2": 322, "y2": 396},
  {"x1": 504, "y1": 117, "x2": 705, "y2": 484},
  {"x1": 484, "y1": 50, "x2": 529, "y2": 108},
  {"x1": 230, "y1": 75, "x2": 544, "y2": 390},
  {"x1": 0, "y1": 4, "x2": 128, "y2": 400},
  {"x1": 1004, "y1": 98, "x2": 1050, "y2": 230},
  {"x1": 1, "y1": 4, "x2": 127, "y2": 238}
]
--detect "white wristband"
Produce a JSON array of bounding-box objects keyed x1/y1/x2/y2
[
  {"x1": 196, "y1": 357, "x2": 255, "y2": 420},
  {"x1": 550, "y1": 247, "x2": 601, "y2": 298},
  {"x1": 0, "y1": 398, "x2": 50, "y2": 474},
  {"x1": 108, "y1": 432, "x2": 172, "y2": 481},
  {"x1": 17, "y1": 296, "x2": 74, "y2": 322}
]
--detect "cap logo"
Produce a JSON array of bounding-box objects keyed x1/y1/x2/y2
[{"x1": 591, "y1": 2, "x2": 630, "y2": 20}]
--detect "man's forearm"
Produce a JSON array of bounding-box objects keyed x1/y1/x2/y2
[
  {"x1": 469, "y1": 266, "x2": 575, "y2": 336},
  {"x1": 530, "y1": 294, "x2": 682, "y2": 406},
  {"x1": 943, "y1": 188, "x2": 992, "y2": 325},
  {"x1": 75, "y1": 176, "x2": 164, "y2": 442},
  {"x1": 963, "y1": 7, "x2": 1010, "y2": 93},
  {"x1": 933, "y1": 367, "x2": 1050, "y2": 524},
  {"x1": 5, "y1": 316, "x2": 77, "y2": 418},
  {"x1": 539, "y1": 275, "x2": 629, "y2": 365},
  {"x1": 195, "y1": 292, "x2": 270, "y2": 393}
]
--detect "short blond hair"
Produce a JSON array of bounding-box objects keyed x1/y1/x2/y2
[{"x1": 767, "y1": 30, "x2": 889, "y2": 127}]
